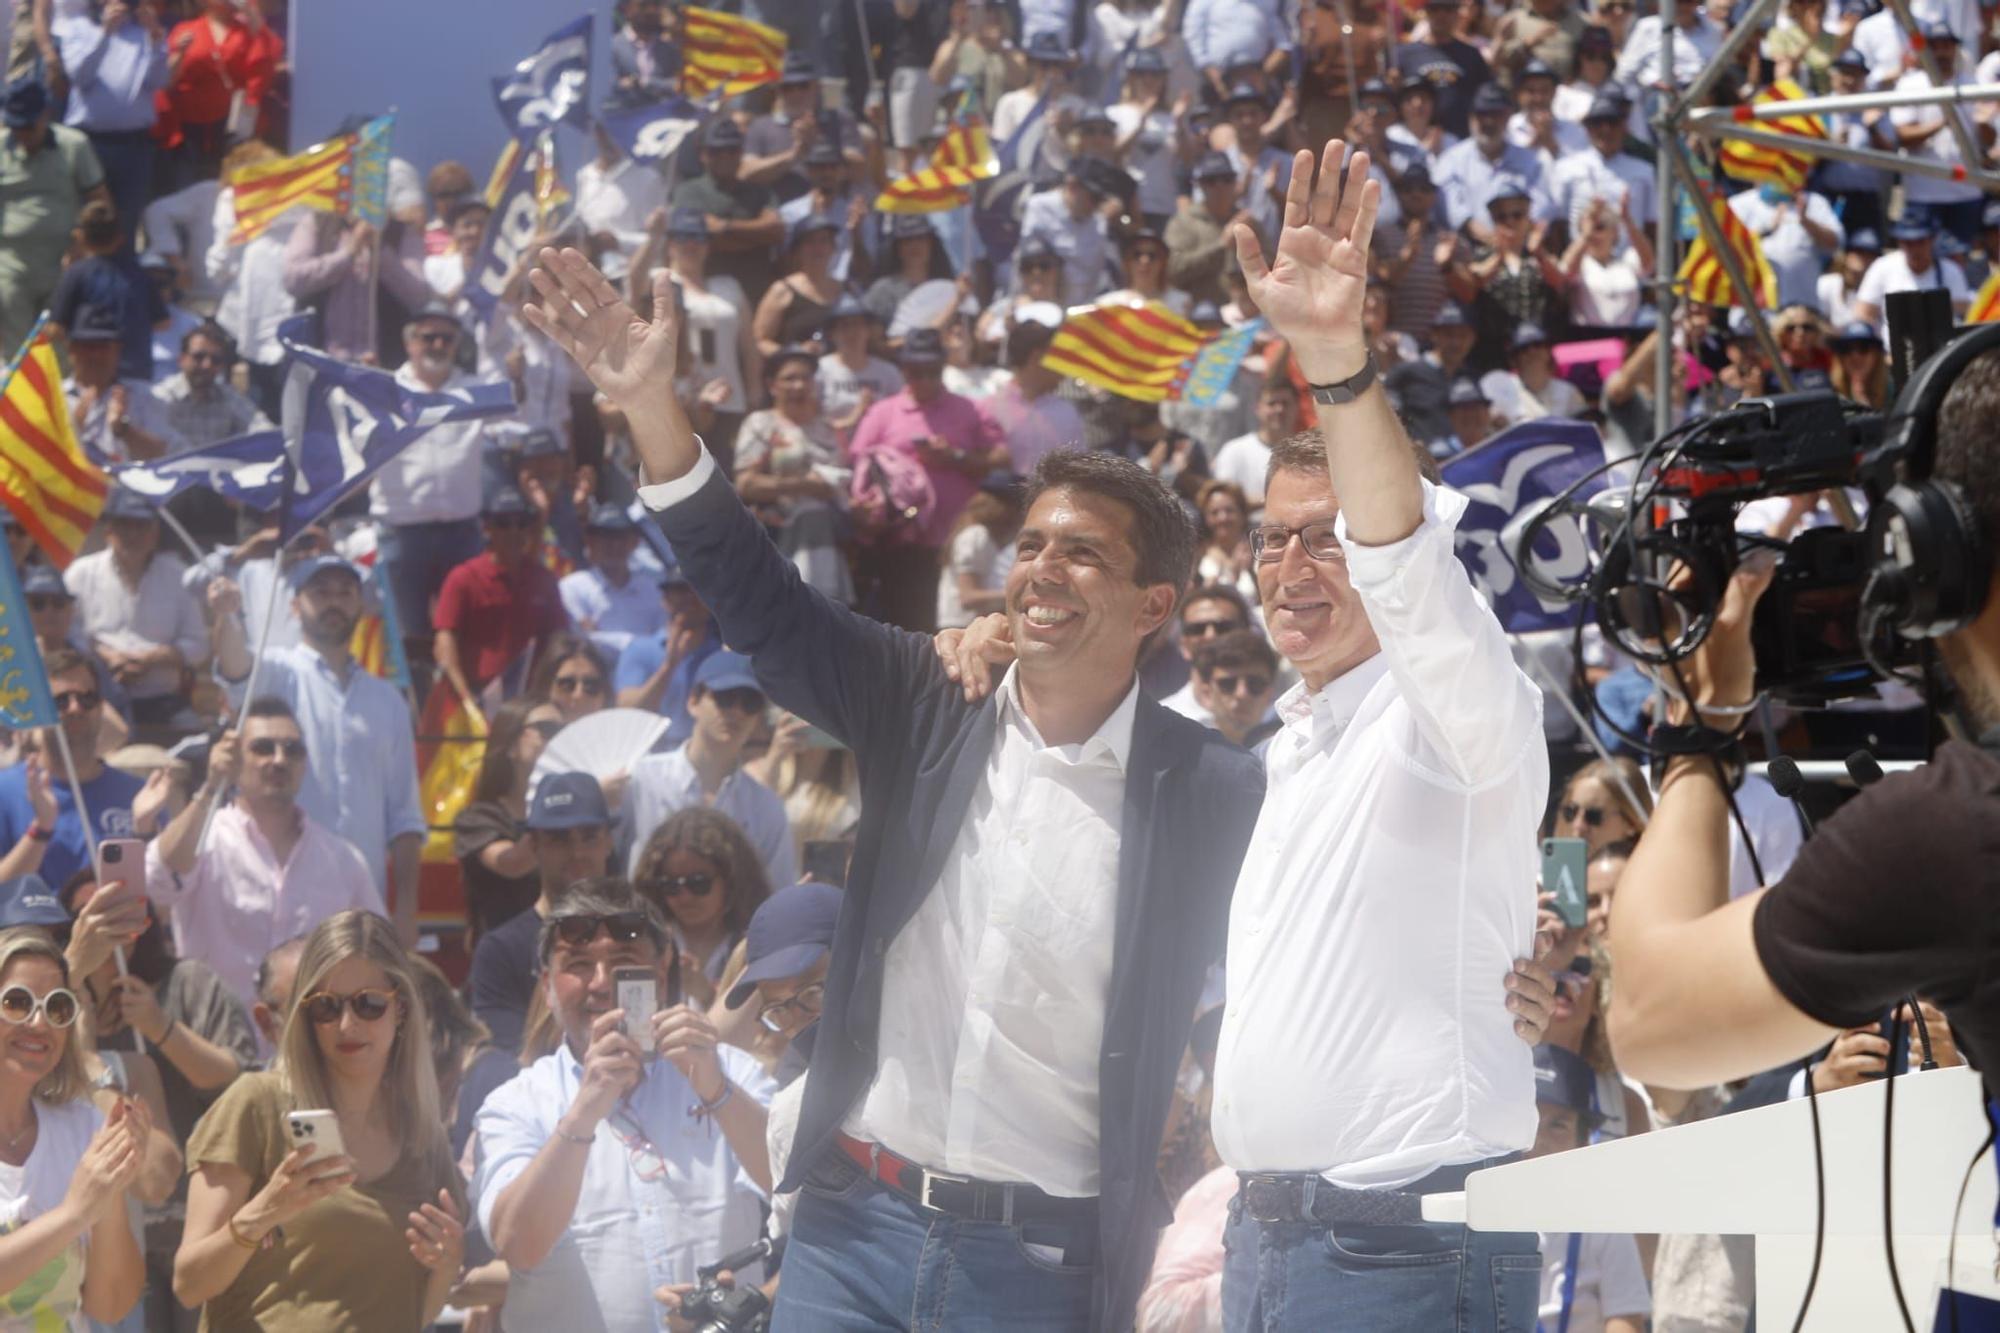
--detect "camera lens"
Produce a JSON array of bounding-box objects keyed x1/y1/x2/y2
[{"x1": 103, "y1": 845, "x2": 122, "y2": 864}]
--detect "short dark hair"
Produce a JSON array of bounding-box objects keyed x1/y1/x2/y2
[
  {"x1": 1934, "y1": 346, "x2": 2000, "y2": 562},
  {"x1": 1023, "y1": 450, "x2": 1196, "y2": 594},
  {"x1": 243, "y1": 695, "x2": 298, "y2": 725},
  {"x1": 537, "y1": 877, "x2": 672, "y2": 968},
  {"x1": 77, "y1": 200, "x2": 119, "y2": 247},
  {"x1": 1005, "y1": 320, "x2": 1056, "y2": 370},
  {"x1": 1193, "y1": 627, "x2": 1277, "y2": 679},
  {"x1": 182, "y1": 320, "x2": 236, "y2": 361},
  {"x1": 1265, "y1": 428, "x2": 1443, "y2": 491},
  {"x1": 1182, "y1": 582, "x2": 1252, "y2": 626},
  {"x1": 41, "y1": 646, "x2": 91, "y2": 685}
]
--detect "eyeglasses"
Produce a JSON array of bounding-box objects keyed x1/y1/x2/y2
[
  {"x1": 527, "y1": 719, "x2": 565, "y2": 740},
  {"x1": 1250, "y1": 519, "x2": 1346, "y2": 564},
  {"x1": 654, "y1": 872, "x2": 716, "y2": 898},
  {"x1": 1128, "y1": 249, "x2": 1166, "y2": 264},
  {"x1": 551, "y1": 912, "x2": 652, "y2": 947},
  {"x1": 53, "y1": 689, "x2": 101, "y2": 715},
  {"x1": 1778, "y1": 324, "x2": 1818, "y2": 337},
  {"x1": 415, "y1": 330, "x2": 460, "y2": 347},
  {"x1": 758, "y1": 982, "x2": 824, "y2": 1033},
  {"x1": 607, "y1": 1109, "x2": 670, "y2": 1180},
  {"x1": 0, "y1": 984, "x2": 78, "y2": 1029},
  {"x1": 246, "y1": 738, "x2": 306, "y2": 759},
  {"x1": 708, "y1": 687, "x2": 766, "y2": 714},
  {"x1": 25, "y1": 594, "x2": 68, "y2": 612},
  {"x1": 1210, "y1": 673, "x2": 1272, "y2": 696},
  {"x1": 300, "y1": 988, "x2": 396, "y2": 1025},
  {"x1": 1182, "y1": 618, "x2": 1244, "y2": 639},
  {"x1": 1559, "y1": 801, "x2": 1612, "y2": 828},
  {"x1": 553, "y1": 674, "x2": 605, "y2": 696}
]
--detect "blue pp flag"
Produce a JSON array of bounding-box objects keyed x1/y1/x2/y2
[
  {"x1": 600, "y1": 97, "x2": 707, "y2": 166},
  {"x1": 277, "y1": 331, "x2": 518, "y2": 542},
  {"x1": 110, "y1": 432, "x2": 289, "y2": 511},
  {"x1": 463, "y1": 145, "x2": 542, "y2": 324},
  {"x1": 0, "y1": 548, "x2": 58, "y2": 730},
  {"x1": 494, "y1": 15, "x2": 593, "y2": 139},
  {"x1": 1437, "y1": 418, "x2": 1615, "y2": 635}
]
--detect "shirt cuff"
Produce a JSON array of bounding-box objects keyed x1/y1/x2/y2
[
  {"x1": 1335, "y1": 478, "x2": 1467, "y2": 610},
  {"x1": 634, "y1": 438, "x2": 717, "y2": 511}
]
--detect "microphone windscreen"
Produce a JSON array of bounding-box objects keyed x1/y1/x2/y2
[
  {"x1": 1846, "y1": 750, "x2": 1886, "y2": 787},
  {"x1": 1767, "y1": 755, "x2": 1806, "y2": 799}
]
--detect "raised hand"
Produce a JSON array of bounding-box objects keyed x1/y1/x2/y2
[
  {"x1": 1232, "y1": 141, "x2": 1381, "y2": 384},
  {"x1": 523, "y1": 248, "x2": 682, "y2": 413},
  {"x1": 405, "y1": 1189, "x2": 465, "y2": 1272}
]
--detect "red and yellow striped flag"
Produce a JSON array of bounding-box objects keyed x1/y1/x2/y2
[
  {"x1": 0, "y1": 328, "x2": 108, "y2": 567},
  {"x1": 876, "y1": 119, "x2": 1001, "y2": 214},
  {"x1": 1679, "y1": 190, "x2": 1779, "y2": 310},
  {"x1": 1970, "y1": 270, "x2": 2000, "y2": 323},
  {"x1": 1041, "y1": 300, "x2": 1212, "y2": 403},
  {"x1": 681, "y1": 6, "x2": 786, "y2": 100},
  {"x1": 228, "y1": 136, "x2": 355, "y2": 244},
  {"x1": 1718, "y1": 80, "x2": 1829, "y2": 193}
]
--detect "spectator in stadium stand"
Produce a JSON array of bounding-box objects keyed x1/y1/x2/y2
[
  {"x1": 847, "y1": 327, "x2": 1011, "y2": 632},
  {"x1": 210, "y1": 555, "x2": 427, "y2": 944},
  {"x1": 1020, "y1": 156, "x2": 1123, "y2": 308},
  {"x1": 816, "y1": 292, "x2": 905, "y2": 444},
  {"x1": 432, "y1": 486, "x2": 570, "y2": 708},
  {"x1": 1159, "y1": 584, "x2": 1255, "y2": 722},
  {"x1": 613, "y1": 556, "x2": 720, "y2": 747},
  {"x1": 734, "y1": 346, "x2": 857, "y2": 604},
  {"x1": 282, "y1": 208, "x2": 430, "y2": 366},
  {"x1": 49, "y1": 0, "x2": 167, "y2": 249},
  {"x1": 1493, "y1": 0, "x2": 1588, "y2": 86},
  {"x1": 64, "y1": 486, "x2": 207, "y2": 730},
  {"x1": 143, "y1": 697, "x2": 383, "y2": 1017},
  {"x1": 632, "y1": 806, "x2": 775, "y2": 1010},
  {"x1": 560, "y1": 502, "x2": 667, "y2": 661},
  {"x1": 1480, "y1": 322, "x2": 1587, "y2": 427},
  {"x1": 455, "y1": 698, "x2": 563, "y2": 943},
  {"x1": 576, "y1": 127, "x2": 668, "y2": 285},
  {"x1": 979, "y1": 236, "x2": 1066, "y2": 350},
  {"x1": 1527, "y1": 1044, "x2": 1652, "y2": 1333},
  {"x1": 1851, "y1": 216, "x2": 1972, "y2": 338},
  {"x1": 422, "y1": 160, "x2": 475, "y2": 257},
  {"x1": 1395, "y1": 0, "x2": 1493, "y2": 136},
  {"x1": 1816, "y1": 52, "x2": 1893, "y2": 238},
  {"x1": 1211, "y1": 378, "x2": 1299, "y2": 509},
  {"x1": 861, "y1": 214, "x2": 949, "y2": 335},
  {"x1": 1375, "y1": 164, "x2": 1468, "y2": 339},
  {"x1": 203, "y1": 138, "x2": 298, "y2": 417},
  {"x1": 506, "y1": 423, "x2": 588, "y2": 568},
  {"x1": 1560, "y1": 194, "x2": 1651, "y2": 330},
  {"x1": 420, "y1": 196, "x2": 489, "y2": 303},
  {"x1": 608, "y1": 0, "x2": 679, "y2": 109},
  {"x1": 778, "y1": 141, "x2": 866, "y2": 286},
  {"x1": 60, "y1": 305, "x2": 184, "y2": 462},
  {"x1": 1829, "y1": 318, "x2": 1889, "y2": 407},
  {"x1": 1728, "y1": 181, "x2": 1845, "y2": 311},
  {"x1": 152, "y1": 319, "x2": 271, "y2": 447},
  {"x1": 0, "y1": 647, "x2": 148, "y2": 895},
  {"x1": 754, "y1": 211, "x2": 849, "y2": 358},
  {"x1": 50, "y1": 199, "x2": 161, "y2": 382},
  {"x1": 1188, "y1": 628, "x2": 1281, "y2": 749},
  {"x1": 154, "y1": 0, "x2": 283, "y2": 191},
  {"x1": 1548, "y1": 92, "x2": 1654, "y2": 244},
  {"x1": 1434, "y1": 84, "x2": 1553, "y2": 239},
  {"x1": 1194, "y1": 480, "x2": 1257, "y2": 603},
  {"x1": 247, "y1": 935, "x2": 306, "y2": 1053},
  {"x1": 1551, "y1": 23, "x2": 1618, "y2": 122},
  {"x1": 174, "y1": 911, "x2": 466, "y2": 1330},
  {"x1": 1183, "y1": 0, "x2": 1292, "y2": 102},
  {"x1": 1553, "y1": 757, "x2": 1652, "y2": 858},
  {"x1": 1890, "y1": 24, "x2": 1989, "y2": 245},
  {"x1": 469, "y1": 772, "x2": 615, "y2": 1056},
  {"x1": 1463, "y1": 175, "x2": 1563, "y2": 363},
  {"x1": 473, "y1": 878, "x2": 775, "y2": 1331},
  {"x1": 21, "y1": 562, "x2": 133, "y2": 741},
  {"x1": 1387, "y1": 73, "x2": 1454, "y2": 175},
  {"x1": 669, "y1": 119, "x2": 784, "y2": 303},
  {"x1": 525, "y1": 633, "x2": 614, "y2": 728},
  {"x1": 1442, "y1": 374, "x2": 1496, "y2": 454},
  {"x1": 743, "y1": 51, "x2": 864, "y2": 202},
  {"x1": 0, "y1": 74, "x2": 110, "y2": 354},
  {"x1": 618, "y1": 650, "x2": 796, "y2": 889},
  {"x1": 1220, "y1": 83, "x2": 1295, "y2": 239},
  {"x1": 985, "y1": 317, "x2": 1087, "y2": 474}
]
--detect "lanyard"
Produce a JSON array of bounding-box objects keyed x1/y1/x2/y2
[{"x1": 1536, "y1": 1232, "x2": 1584, "y2": 1333}]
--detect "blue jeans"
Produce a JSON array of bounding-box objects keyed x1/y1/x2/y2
[
  {"x1": 770, "y1": 1149, "x2": 1097, "y2": 1332},
  {"x1": 378, "y1": 517, "x2": 482, "y2": 638},
  {"x1": 1222, "y1": 1196, "x2": 1541, "y2": 1333}
]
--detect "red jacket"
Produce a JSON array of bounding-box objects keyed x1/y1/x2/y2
[{"x1": 153, "y1": 15, "x2": 284, "y2": 149}]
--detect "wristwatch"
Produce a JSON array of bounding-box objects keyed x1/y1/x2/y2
[{"x1": 1308, "y1": 352, "x2": 1379, "y2": 407}]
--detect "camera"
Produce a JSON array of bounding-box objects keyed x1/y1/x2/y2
[{"x1": 680, "y1": 1239, "x2": 773, "y2": 1333}]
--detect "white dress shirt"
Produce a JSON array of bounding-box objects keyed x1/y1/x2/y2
[
  {"x1": 845, "y1": 665, "x2": 1136, "y2": 1198},
  {"x1": 474, "y1": 1044, "x2": 774, "y2": 1333},
  {"x1": 1212, "y1": 480, "x2": 1545, "y2": 1188},
  {"x1": 560, "y1": 565, "x2": 667, "y2": 660},
  {"x1": 369, "y1": 365, "x2": 501, "y2": 526},
  {"x1": 619, "y1": 745, "x2": 797, "y2": 890},
  {"x1": 64, "y1": 550, "x2": 207, "y2": 700}
]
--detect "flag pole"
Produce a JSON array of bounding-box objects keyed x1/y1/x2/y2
[
  {"x1": 49, "y1": 720, "x2": 140, "y2": 1054},
  {"x1": 151, "y1": 501, "x2": 206, "y2": 567}
]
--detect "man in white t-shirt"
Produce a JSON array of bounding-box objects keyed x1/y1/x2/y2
[
  {"x1": 1851, "y1": 216, "x2": 1972, "y2": 340},
  {"x1": 1480, "y1": 323, "x2": 1586, "y2": 428},
  {"x1": 1211, "y1": 378, "x2": 1298, "y2": 508},
  {"x1": 1529, "y1": 1045, "x2": 1652, "y2": 1333},
  {"x1": 1889, "y1": 25, "x2": 1992, "y2": 244},
  {"x1": 1728, "y1": 184, "x2": 1844, "y2": 311}
]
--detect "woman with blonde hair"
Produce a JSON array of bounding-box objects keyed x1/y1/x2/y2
[{"x1": 174, "y1": 911, "x2": 465, "y2": 1330}]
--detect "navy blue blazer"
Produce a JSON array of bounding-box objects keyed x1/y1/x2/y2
[{"x1": 648, "y1": 464, "x2": 1265, "y2": 1332}]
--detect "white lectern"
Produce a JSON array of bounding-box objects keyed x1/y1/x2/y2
[{"x1": 1421, "y1": 1066, "x2": 1998, "y2": 1329}]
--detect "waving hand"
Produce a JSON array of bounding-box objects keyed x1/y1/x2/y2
[{"x1": 1231, "y1": 142, "x2": 1381, "y2": 386}]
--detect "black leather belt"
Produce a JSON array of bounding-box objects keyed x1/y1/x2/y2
[
  {"x1": 1236, "y1": 1155, "x2": 1521, "y2": 1228},
  {"x1": 835, "y1": 1133, "x2": 1098, "y2": 1227}
]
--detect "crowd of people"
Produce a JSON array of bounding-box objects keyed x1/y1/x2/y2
[{"x1": 0, "y1": 0, "x2": 1977, "y2": 1328}]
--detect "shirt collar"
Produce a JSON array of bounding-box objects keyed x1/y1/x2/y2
[
  {"x1": 996, "y1": 661, "x2": 1139, "y2": 771},
  {"x1": 1276, "y1": 651, "x2": 1391, "y2": 734}
]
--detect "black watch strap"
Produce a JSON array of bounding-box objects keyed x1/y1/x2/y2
[{"x1": 1308, "y1": 352, "x2": 1380, "y2": 406}]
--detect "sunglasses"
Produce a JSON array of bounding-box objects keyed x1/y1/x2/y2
[
  {"x1": 1210, "y1": 673, "x2": 1272, "y2": 696},
  {"x1": 654, "y1": 872, "x2": 716, "y2": 898},
  {"x1": 758, "y1": 981, "x2": 824, "y2": 1033},
  {"x1": 1490, "y1": 208, "x2": 1530, "y2": 225},
  {"x1": 551, "y1": 912, "x2": 651, "y2": 947},
  {"x1": 1250, "y1": 519, "x2": 1347, "y2": 564},
  {"x1": 1559, "y1": 801, "x2": 1613, "y2": 828},
  {"x1": 1182, "y1": 618, "x2": 1245, "y2": 639},
  {"x1": 1127, "y1": 249, "x2": 1166, "y2": 264},
  {"x1": 1554, "y1": 969, "x2": 1593, "y2": 999},
  {"x1": 25, "y1": 594, "x2": 68, "y2": 612},
  {"x1": 0, "y1": 984, "x2": 78, "y2": 1029},
  {"x1": 300, "y1": 987, "x2": 396, "y2": 1025},
  {"x1": 415, "y1": 330, "x2": 460, "y2": 346},
  {"x1": 527, "y1": 718, "x2": 565, "y2": 740},
  {"x1": 707, "y1": 687, "x2": 766, "y2": 713},
  {"x1": 247, "y1": 737, "x2": 306, "y2": 759},
  {"x1": 53, "y1": 689, "x2": 101, "y2": 715},
  {"x1": 553, "y1": 674, "x2": 605, "y2": 696}
]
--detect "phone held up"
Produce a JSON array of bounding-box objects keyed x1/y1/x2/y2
[{"x1": 1541, "y1": 837, "x2": 1590, "y2": 930}]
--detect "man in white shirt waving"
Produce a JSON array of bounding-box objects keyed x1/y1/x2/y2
[{"x1": 1213, "y1": 139, "x2": 1547, "y2": 1332}]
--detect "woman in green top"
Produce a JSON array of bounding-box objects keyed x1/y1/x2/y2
[{"x1": 173, "y1": 912, "x2": 465, "y2": 1331}]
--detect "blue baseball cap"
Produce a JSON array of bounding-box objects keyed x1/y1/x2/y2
[
  {"x1": 1584, "y1": 91, "x2": 1628, "y2": 123},
  {"x1": 1848, "y1": 227, "x2": 1880, "y2": 252},
  {"x1": 1533, "y1": 1043, "x2": 1605, "y2": 1127},
  {"x1": 19, "y1": 564, "x2": 67, "y2": 599},
  {"x1": 101, "y1": 486, "x2": 156, "y2": 522},
  {"x1": 0, "y1": 875, "x2": 67, "y2": 930},
  {"x1": 1448, "y1": 377, "x2": 1490, "y2": 407},
  {"x1": 284, "y1": 554, "x2": 365, "y2": 591},
  {"x1": 694, "y1": 650, "x2": 760, "y2": 695},
  {"x1": 1831, "y1": 47, "x2": 1869, "y2": 73},
  {"x1": 1223, "y1": 82, "x2": 1265, "y2": 109},
  {"x1": 703, "y1": 118, "x2": 746, "y2": 151},
  {"x1": 787, "y1": 212, "x2": 839, "y2": 251},
  {"x1": 584, "y1": 502, "x2": 638, "y2": 533},
  {"x1": 1024, "y1": 30, "x2": 1075, "y2": 63},
  {"x1": 724, "y1": 882, "x2": 844, "y2": 1007},
  {"x1": 1471, "y1": 83, "x2": 1514, "y2": 116},
  {"x1": 516, "y1": 426, "x2": 564, "y2": 459},
  {"x1": 1891, "y1": 216, "x2": 1936, "y2": 242},
  {"x1": 68, "y1": 304, "x2": 123, "y2": 345},
  {"x1": 483, "y1": 486, "x2": 536, "y2": 519},
  {"x1": 1129, "y1": 48, "x2": 1168, "y2": 76},
  {"x1": 1831, "y1": 319, "x2": 1879, "y2": 347},
  {"x1": 1193, "y1": 150, "x2": 1236, "y2": 183},
  {"x1": 1511, "y1": 321, "x2": 1551, "y2": 351},
  {"x1": 1432, "y1": 300, "x2": 1471, "y2": 329},
  {"x1": 667, "y1": 206, "x2": 710, "y2": 240},
  {"x1": 525, "y1": 771, "x2": 610, "y2": 831},
  {"x1": 1485, "y1": 176, "x2": 1532, "y2": 210},
  {"x1": 1, "y1": 77, "x2": 48, "y2": 130}
]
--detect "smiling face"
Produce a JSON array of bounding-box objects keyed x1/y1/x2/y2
[
  {"x1": 1005, "y1": 486, "x2": 1176, "y2": 685},
  {"x1": 1202, "y1": 488, "x2": 1246, "y2": 549},
  {"x1": 1255, "y1": 467, "x2": 1380, "y2": 689},
  {"x1": 306, "y1": 955, "x2": 401, "y2": 1083},
  {"x1": 0, "y1": 956, "x2": 70, "y2": 1087}
]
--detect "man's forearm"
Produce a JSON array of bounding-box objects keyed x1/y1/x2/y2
[
  {"x1": 710, "y1": 1085, "x2": 771, "y2": 1193},
  {"x1": 213, "y1": 611, "x2": 250, "y2": 680},
  {"x1": 157, "y1": 785, "x2": 221, "y2": 876},
  {"x1": 621, "y1": 370, "x2": 702, "y2": 485},
  {"x1": 489, "y1": 1136, "x2": 593, "y2": 1270},
  {"x1": 0, "y1": 830, "x2": 49, "y2": 881},
  {"x1": 1311, "y1": 382, "x2": 1424, "y2": 545}
]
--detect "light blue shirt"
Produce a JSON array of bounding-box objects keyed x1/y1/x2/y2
[
  {"x1": 1432, "y1": 138, "x2": 1556, "y2": 232},
  {"x1": 1021, "y1": 187, "x2": 1112, "y2": 308},
  {"x1": 779, "y1": 191, "x2": 859, "y2": 284},
  {"x1": 473, "y1": 1044, "x2": 774, "y2": 1333},
  {"x1": 1549, "y1": 148, "x2": 1658, "y2": 242},
  {"x1": 560, "y1": 566, "x2": 667, "y2": 661},
  {"x1": 53, "y1": 15, "x2": 168, "y2": 132},
  {"x1": 619, "y1": 746, "x2": 797, "y2": 890},
  {"x1": 223, "y1": 645, "x2": 425, "y2": 892},
  {"x1": 1183, "y1": 0, "x2": 1293, "y2": 72}
]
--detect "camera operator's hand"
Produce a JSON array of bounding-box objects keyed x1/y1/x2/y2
[
  {"x1": 1666, "y1": 556, "x2": 1777, "y2": 729},
  {"x1": 1898, "y1": 1000, "x2": 1964, "y2": 1068},
  {"x1": 658, "y1": 1272, "x2": 733, "y2": 1333},
  {"x1": 1809, "y1": 1024, "x2": 1890, "y2": 1093}
]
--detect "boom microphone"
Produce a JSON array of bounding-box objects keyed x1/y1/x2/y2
[{"x1": 1845, "y1": 750, "x2": 1886, "y2": 787}]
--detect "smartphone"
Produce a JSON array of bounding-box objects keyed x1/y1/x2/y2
[
  {"x1": 1860, "y1": 1009, "x2": 1913, "y2": 1080},
  {"x1": 802, "y1": 839, "x2": 851, "y2": 889},
  {"x1": 97, "y1": 839, "x2": 146, "y2": 901},
  {"x1": 798, "y1": 724, "x2": 846, "y2": 751},
  {"x1": 1541, "y1": 837, "x2": 1590, "y2": 929},
  {"x1": 614, "y1": 967, "x2": 658, "y2": 1046},
  {"x1": 698, "y1": 327, "x2": 717, "y2": 365},
  {"x1": 286, "y1": 1109, "x2": 348, "y2": 1165}
]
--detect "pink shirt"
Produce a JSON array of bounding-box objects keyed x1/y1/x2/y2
[
  {"x1": 848, "y1": 387, "x2": 1004, "y2": 547},
  {"x1": 983, "y1": 381, "x2": 1086, "y2": 474},
  {"x1": 1136, "y1": 1166, "x2": 1235, "y2": 1333},
  {"x1": 143, "y1": 804, "x2": 384, "y2": 1013}
]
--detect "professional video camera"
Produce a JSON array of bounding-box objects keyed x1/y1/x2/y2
[
  {"x1": 680, "y1": 1238, "x2": 773, "y2": 1333},
  {"x1": 1511, "y1": 289, "x2": 1977, "y2": 714}
]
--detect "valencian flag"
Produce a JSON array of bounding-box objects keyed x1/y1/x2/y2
[
  {"x1": 0, "y1": 544, "x2": 60, "y2": 732},
  {"x1": 227, "y1": 113, "x2": 393, "y2": 244},
  {"x1": 1970, "y1": 271, "x2": 2000, "y2": 323},
  {"x1": 877, "y1": 119, "x2": 1001, "y2": 214},
  {"x1": 348, "y1": 557, "x2": 412, "y2": 692},
  {"x1": 1042, "y1": 300, "x2": 1212, "y2": 403},
  {"x1": 1678, "y1": 188, "x2": 1778, "y2": 310},
  {"x1": 416, "y1": 687, "x2": 487, "y2": 865},
  {"x1": 680, "y1": 6, "x2": 785, "y2": 100},
  {"x1": 1718, "y1": 80, "x2": 1829, "y2": 193},
  {"x1": 1178, "y1": 318, "x2": 1263, "y2": 408},
  {"x1": 0, "y1": 320, "x2": 109, "y2": 567}
]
